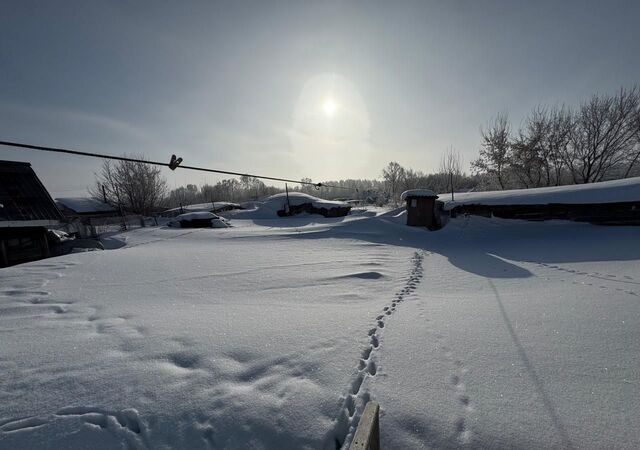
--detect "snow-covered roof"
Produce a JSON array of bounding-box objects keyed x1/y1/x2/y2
[
  {"x1": 162, "y1": 202, "x2": 240, "y2": 215},
  {"x1": 56, "y1": 197, "x2": 117, "y2": 214},
  {"x1": 262, "y1": 192, "x2": 350, "y2": 209},
  {"x1": 168, "y1": 211, "x2": 229, "y2": 228},
  {"x1": 401, "y1": 189, "x2": 438, "y2": 201},
  {"x1": 174, "y1": 211, "x2": 220, "y2": 221},
  {"x1": 442, "y1": 176, "x2": 640, "y2": 211}
]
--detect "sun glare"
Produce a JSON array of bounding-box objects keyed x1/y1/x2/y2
[{"x1": 322, "y1": 97, "x2": 338, "y2": 117}]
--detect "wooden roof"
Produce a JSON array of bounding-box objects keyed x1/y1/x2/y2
[{"x1": 0, "y1": 160, "x2": 64, "y2": 225}]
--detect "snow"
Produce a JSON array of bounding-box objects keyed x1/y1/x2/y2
[
  {"x1": 1, "y1": 212, "x2": 639, "y2": 449},
  {"x1": 56, "y1": 197, "x2": 116, "y2": 214},
  {"x1": 262, "y1": 192, "x2": 350, "y2": 209},
  {"x1": 443, "y1": 176, "x2": 640, "y2": 210},
  {"x1": 217, "y1": 193, "x2": 350, "y2": 220},
  {"x1": 400, "y1": 189, "x2": 438, "y2": 201},
  {"x1": 173, "y1": 211, "x2": 220, "y2": 221},
  {"x1": 162, "y1": 202, "x2": 241, "y2": 216},
  {"x1": 168, "y1": 212, "x2": 229, "y2": 228}
]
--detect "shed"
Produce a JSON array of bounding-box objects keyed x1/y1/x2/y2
[
  {"x1": 55, "y1": 197, "x2": 121, "y2": 238},
  {"x1": 401, "y1": 189, "x2": 439, "y2": 229},
  {"x1": 0, "y1": 160, "x2": 64, "y2": 267},
  {"x1": 56, "y1": 197, "x2": 117, "y2": 217}
]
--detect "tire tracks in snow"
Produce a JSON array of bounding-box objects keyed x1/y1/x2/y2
[{"x1": 329, "y1": 251, "x2": 425, "y2": 449}]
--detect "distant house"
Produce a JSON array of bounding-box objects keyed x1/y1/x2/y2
[
  {"x1": 0, "y1": 160, "x2": 64, "y2": 267},
  {"x1": 56, "y1": 197, "x2": 118, "y2": 217},
  {"x1": 56, "y1": 197, "x2": 120, "y2": 238}
]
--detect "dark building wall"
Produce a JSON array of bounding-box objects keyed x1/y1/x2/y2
[
  {"x1": 406, "y1": 197, "x2": 436, "y2": 228},
  {"x1": 0, "y1": 227, "x2": 50, "y2": 267},
  {"x1": 449, "y1": 202, "x2": 640, "y2": 225}
]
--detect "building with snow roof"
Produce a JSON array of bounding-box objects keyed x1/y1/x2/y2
[
  {"x1": 401, "y1": 189, "x2": 440, "y2": 229},
  {"x1": 55, "y1": 197, "x2": 122, "y2": 238},
  {"x1": 56, "y1": 197, "x2": 118, "y2": 217},
  {"x1": 0, "y1": 160, "x2": 64, "y2": 267}
]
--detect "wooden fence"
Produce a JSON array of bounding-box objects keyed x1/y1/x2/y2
[{"x1": 349, "y1": 401, "x2": 380, "y2": 450}]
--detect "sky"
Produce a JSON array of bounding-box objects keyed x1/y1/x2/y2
[{"x1": 1, "y1": 0, "x2": 639, "y2": 197}]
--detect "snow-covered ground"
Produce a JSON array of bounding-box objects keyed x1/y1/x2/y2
[{"x1": 1, "y1": 211, "x2": 638, "y2": 449}]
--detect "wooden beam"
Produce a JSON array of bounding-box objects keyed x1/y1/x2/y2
[{"x1": 349, "y1": 401, "x2": 380, "y2": 450}]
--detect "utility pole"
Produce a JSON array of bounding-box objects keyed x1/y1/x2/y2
[
  {"x1": 450, "y1": 172, "x2": 454, "y2": 202},
  {"x1": 285, "y1": 183, "x2": 291, "y2": 216}
]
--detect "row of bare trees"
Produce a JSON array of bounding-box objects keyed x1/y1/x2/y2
[
  {"x1": 381, "y1": 152, "x2": 476, "y2": 205},
  {"x1": 89, "y1": 86, "x2": 639, "y2": 214},
  {"x1": 91, "y1": 159, "x2": 280, "y2": 214},
  {"x1": 473, "y1": 86, "x2": 640, "y2": 189},
  {"x1": 164, "y1": 176, "x2": 278, "y2": 207}
]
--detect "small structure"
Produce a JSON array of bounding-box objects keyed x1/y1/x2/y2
[
  {"x1": 160, "y1": 202, "x2": 243, "y2": 218},
  {"x1": 265, "y1": 192, "x2": 352, "y2": 218},
  {"x1": 56, "y1": 197, "x2": 119, "y2": 238},
  {"x1": 0, "y1": 160, "x2": 64, "y2": 267},
  {"x1": 56, "y1": 197, "x2": 117, "y2": 217},
  {"x1": 168, "y1": 212, "x2": 229, "y2": 228},
  {"x1": 401, "y1": 189, "x2": 439, "y2": 229}
]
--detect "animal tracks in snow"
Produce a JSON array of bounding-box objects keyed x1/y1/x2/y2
[
  {"x1": 331, "y1": 251, "x2": 425, "y2": 449},
  {"x1": 0, "y1": 261, "x2": 78, "y2": 325},
  {"x1": 0, "y1": 406, "x2": 146, "y2": 448},
  {"x1": 416, "y1": 282, "x2": 475, "y2": 444},
  {"x1": 535, "y1": 263, "x2": 639, "y2": 297}
]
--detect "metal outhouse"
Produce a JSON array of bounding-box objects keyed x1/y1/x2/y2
[{"x1": 401, "y1": 189, "x2": 439, "y2": 229}]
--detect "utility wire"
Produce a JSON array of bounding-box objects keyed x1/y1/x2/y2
[{"x1": 0, "y1": 139, "x2": 353, "y2": 191}]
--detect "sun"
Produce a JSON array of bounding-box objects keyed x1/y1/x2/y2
[{"x1": 322, "y1": 97, "x2": 338, "y2": 117}]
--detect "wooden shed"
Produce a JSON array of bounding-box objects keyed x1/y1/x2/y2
[{"x1": 401, "y1": 189, "x2": 439, "y2": 229}]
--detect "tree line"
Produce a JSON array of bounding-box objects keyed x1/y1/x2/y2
[
  {"x1": 473, "y1": 85, "x2": 640, "y2": 189},
  {"x1": 90, "y1": 85, "x2": 640, "y2": 214}
]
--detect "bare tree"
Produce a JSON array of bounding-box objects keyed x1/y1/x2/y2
[
  {"x1": 623, "y1": 104, "x2": 640, "y2": 178},
  {"x1": 511, "y1": 108, "x2": 547, "y2": 188},
  {"x1": 298, "y1": 178, "x2": 316, "y2": 195},
  {"x1": 382, "y1": 161, "x2": 406, "y2": 205},
  {"x1": 564, "y1": 86, "x2": 639, "y2": 183},
  {"x1": 472, "y1": 113, "x2": 511, "y2": 189},
  {"x1": 90, "y1": 157, "x2": 167, "y2": 215},
  {"x1": 544, "y1": 106, "x2": 573, "y2": 185},
  {"x1": 439, "y1": 146, "x2": 463, "y2": 200}
]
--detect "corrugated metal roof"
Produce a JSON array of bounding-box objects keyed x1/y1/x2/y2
[{"x1": 0, "y1": 160, "x2": 64, "y2": 223}]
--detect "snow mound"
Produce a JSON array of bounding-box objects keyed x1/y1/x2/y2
[
  {"x1": 168, "y1": 212, "x2": 229, "y2": 228},
  {"x1": 400, "y1": 189, "x2": 438, "y2": 201},
  {"x1": 161, "y1": 202, "x2": 241, "y2": 217},
  {"x1": 174, "y1": 212, "x2": 218, "y2": 221},
  {"x1": 262, "y1": 192, "x2": 350, "y2": 210},
  {"x1": 221, "y1": 193, "x2": 351, "y2": 219},
  {"x1": 443, "y1": 176, "x2": 640, "y2": 210}
]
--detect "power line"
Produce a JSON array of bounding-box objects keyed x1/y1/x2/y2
[{"x1": 0, "y1": 139, "x2": 353, "y2": 191}]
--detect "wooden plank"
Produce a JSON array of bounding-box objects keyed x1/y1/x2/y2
[{"x1": 349, "y1": 401, "x2": 380, "y2": 450}]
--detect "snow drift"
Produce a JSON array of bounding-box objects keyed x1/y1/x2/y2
[{"x1": 0, "y1": 212, "x2": 638, "y2": 449}]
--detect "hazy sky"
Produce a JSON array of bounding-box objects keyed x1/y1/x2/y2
[{"x1": 1, "y1": 0, "x2": 639, "y2": 197}]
